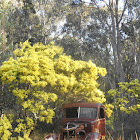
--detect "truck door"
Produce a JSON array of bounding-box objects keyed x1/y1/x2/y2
[{"x1": 99, "y1": 107, "x2": 106, "y2": 136}]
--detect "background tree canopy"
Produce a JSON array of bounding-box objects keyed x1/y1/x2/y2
[{"x1": 0, "y1": 0, "x2": 140, "y2": 139}]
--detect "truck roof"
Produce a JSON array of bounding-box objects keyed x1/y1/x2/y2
[{"x1": 62, "y1": 102, "x2": 104, "y2": 108}]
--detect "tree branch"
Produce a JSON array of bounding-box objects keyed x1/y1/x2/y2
[{"x1": 118, "y1": 0, "x2": 127, "y2": 25}]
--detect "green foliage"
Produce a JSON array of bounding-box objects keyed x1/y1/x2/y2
[
  {"x1": 108, "y1": 79, "x2": 140, "y2": 114},
  {"x1": 6, "y1": 0, "x2": 43, "y2": 47}
]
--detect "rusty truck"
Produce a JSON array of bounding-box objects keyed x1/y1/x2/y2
[{"x1": 44, "y1": 102, "x2": 106, "y2": 140}]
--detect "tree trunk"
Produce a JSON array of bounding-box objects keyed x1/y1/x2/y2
[
  {"x1": 137, "y1": 41, "x2": 140, "y2": 81},
  {"x1": 109, "y1": 0, "x2": 125, "y2": 83},
  {"x1": 2, "y1": 3, "x2": 6, "y2": 53}
]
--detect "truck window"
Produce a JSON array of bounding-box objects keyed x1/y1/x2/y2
[
  {"x1": 79, "y1": 107, "x2": 97, "y2": 119},
  {"x1": 99, "y1": 108, "x2": 105, "y2": 119},
  {"x1": 62, "y1": 107, "x2": 97, "y2": 119},
  {"x1": 63, "y1": 107, "x2": 78, "y2": 118}
]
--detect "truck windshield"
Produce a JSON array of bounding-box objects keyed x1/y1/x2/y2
[{"x1": 62, "y1": 107, "x2": 97, "y2": 119}]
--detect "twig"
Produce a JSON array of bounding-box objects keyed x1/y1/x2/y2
[
  {"x1": 106, "y1": 128, "x2": 114, "y2": 140},
  {"x1": 135, "y1": 131, "x2": 138, "y2": 140}
]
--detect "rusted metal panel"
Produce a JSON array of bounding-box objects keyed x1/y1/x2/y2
[{"x1": 62, "y1": 103, "x2": 104, "y2": 108}]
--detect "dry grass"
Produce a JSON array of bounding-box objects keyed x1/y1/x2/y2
[
  {"x1": 106, "y1": 124, "x2": 139, "y2": 140},
  {"x1": 29, "y1": 129, "x2": 49, "y2": 140},
  {"x1": 29, "y1": 127, "x2": 140, "y2": 140}
]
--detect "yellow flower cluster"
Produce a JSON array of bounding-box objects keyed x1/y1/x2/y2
[
  {"x1": 14, "y1": 117, "x2": 34, "y2": 140},
  {"x1": 0, "y1": 115, "x2": 12, "y2": 140},
  {"x1": 104, "y1": 104, "x2": 114, "y2": 118},
  {"x1": 108, "y1": 79, "x2": 140, "y2": 115}
]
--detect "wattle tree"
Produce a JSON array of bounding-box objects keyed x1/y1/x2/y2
[{"x1": 0, "y1": 41, "x2": 112, "y2": 139}]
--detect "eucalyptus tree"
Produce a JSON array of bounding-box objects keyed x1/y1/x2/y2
[
  {"x1": 83, "y1": 0, "x2": 125, "y2": 83},
  {"x1": 7, "y1": 0, "x2": 43, "y2": 46},
  {"x1": 121, "y1": 0, "x2": 140, "y2": 81},
  {"x1": 0, "y1": 0, "x2": 18, "y2": 63},
  {"x1": 31, "y1": 0, "x2": 73, "y2": 44},
  {"x1": 91, "y1": 0, "x2": 140, "y2": 83}
]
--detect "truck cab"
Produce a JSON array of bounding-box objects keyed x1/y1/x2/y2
[{"x1": 60, "y1": 103, "x2": 106, "y2": 140}]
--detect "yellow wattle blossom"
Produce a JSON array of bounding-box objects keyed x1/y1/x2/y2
[
  {"x1": 0, "y1": 115, "x2": 12, "y2": 140},
  {"x1": 97, "y1": 67, "x2": 107, "y2": 77},
  {"x1": 108, "y1": 79, "x2": 140, "y2": 115}
]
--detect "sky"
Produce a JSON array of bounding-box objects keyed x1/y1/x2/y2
[{"x1": 84, "y1": 0, "x2": 124, "y2": 9}]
